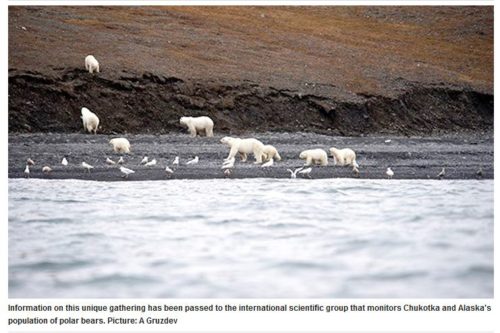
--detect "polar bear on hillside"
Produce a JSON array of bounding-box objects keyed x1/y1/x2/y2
[
  {"x1": 262, "y1": 144, "x2": 281, "y2": 162},
  {"x1": 329, "y1": 147, "x2": 359, "y2": 168},
  {"x1": 299, "y1": 149, "x2": 328, "y2": 166},
  {"x1": 221, "y1": 136, "x2": 265, "y2": 164},
  {"x1": 109, "y1": 138, "x2": 131, "y2": 154},
  {"x1": 85, "y1": 55, "x2": 100, "y2": 74},
  {"x1": 180, "y1": 116, "x2": 214, "y2": 137},
  {"x1": 81, "y1": 107, "x2": 100, "y2": 134}
]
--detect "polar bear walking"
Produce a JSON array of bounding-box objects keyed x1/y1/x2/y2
[
  {"x1": 299, "y1": 149, "x2": 328, "y2": 166},
  {"x1": 179, "y1": 116, "x2": 214, "y2": 137},
  {"x1": 109, "y1": 138, "x2": 131, "y2": 154},
  {"x1": 221, "y1": 136, "x2": 265, "y2": 164},
  {"x1": 262, "y1": 144, "x2": 281, "y2": 162},
  {"x1": 329, "y1": 147, "x2": 359, "y2": 168},
  {"x1": 81, "y1": 107, "x2": 100, "y2": 134},
  {"x1": 85, "y1": 55, "x2": 100, "y2": 74}
]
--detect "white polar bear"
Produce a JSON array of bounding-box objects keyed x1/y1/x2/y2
[
  {"x1": 221, "y1": 136, "x2": 265, "y2": 164},
  {"x1": 299, "y1": 149, "x2": 328, "y2": 166},
  {"x1": 109, "y1": 138, "x2": 131, "y2": 154},
  {"x1": 81, "y1": 107, "x2": 100, "y2": 134},
  {"x1": 262, "y1": 144, "x2": 281, "y2": 162},
  {"x1": 329, "y1": 147, "x2": 359, "y2": 168},
  {"x1": 180, "y1": 116, "x2": 214, "y2": 137},
  {"x1": 85, "y1": 55, "x2": 100, "y2": 74}
]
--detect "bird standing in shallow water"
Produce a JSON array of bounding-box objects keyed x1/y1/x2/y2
[{"x1": 386, "y1": 167, "x2": 394, "y2": 179}]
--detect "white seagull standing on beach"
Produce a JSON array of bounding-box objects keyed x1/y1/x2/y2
[
  {"x1": 287, "y1": 167, "x2": 304, "y2": 179},
  {"x1": 437, "y1": 168, "x2": 445, "y2": 179},
  {"x1": 165, "y1": 166, "x2": 174, "y2": 177},
  {"x1": 82, "y1": 162, "x2": 94, "y2": 173},
  {"x1": 186, "y1": 156, "x2": 199, "y2": 165},
  {"x1": 261, "y1": 158, "x2": 274, "y2": 168},
  {"x1": 106, "y1": 157, "x2": 116, "y2": 165},
  {"x1": 145, "y1": 159, "x2": 157, "y2": 167},
  {"x1": 61, "y1": 157, "x2": 68, "y2": 166},
  {"x1": 298, "y1": 167, "x2": 312, "y2": 179},
  {"x1": 42, "y1": 166, "x2": 52, "y2": 174},
  {"x1": 172, "y1": 156, "x2": 179, "y2": 167},
  {"x1": 139, "y1": 156, "x2": 148, "y2": 165},
  {"x1": 120, "y1": 166, "x2": 135, "y2": 179},
  {"x1": 24, "y1": 165, "x2": 30, "y2": 178},
  {"x1": 117, "y1": 156, "x2": 125, "y2": 164},
  {"x1": 386, "y1": 167, "x2": 394, "y2": 179}
]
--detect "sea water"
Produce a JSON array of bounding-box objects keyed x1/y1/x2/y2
[{"x1": 8, "y1": 178, "x2": 493, "y2": 298}]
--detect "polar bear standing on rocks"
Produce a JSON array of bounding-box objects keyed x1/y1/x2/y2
[
  {"x1": 180, "y1": 116, "x2": 214, "y2": 137},
  {"x1": 262, "y1": 144, "x2": 281, "y2": 162},
  {"x1": 329, "y1": 147, "x2": 359, "y2": 168},
  {"x1": 221, "y1": 136, "x2": 265, "y2": 164},
  {"x1": 299, "y1": 149, "x2": 328, "y2": 166},
  {"x1": 81, "y1": 107, "x2": 100, "y2": 134},
  {"x1": 85, "y1": 55, "x2": 100, "y2": 74},
  {"x1": 109, "y1": 138, "x2": 131, "y2": 154}
]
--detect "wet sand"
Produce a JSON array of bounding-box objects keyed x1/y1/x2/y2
[{"x1": 8, "y1": 132, "x2": 493, "y2": 181}]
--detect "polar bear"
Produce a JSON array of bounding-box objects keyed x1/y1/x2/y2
[
  {"x1": 180, "y1": 116, "x2": 214, "y2": 137},
  {"x1": 221, "y1": 136, "x2": 265, "y2": 164},
  {"x1": 262, "y1": 144, "x2": 281, "y2": 162},
  {"x1": 329, "y1": 147, "x2": 359, "y2": 168},
  {"x1": 85, "y1": 55, "x2": 100, "y2": 74},
  {"x1": 81, "y1": 107, "x2": 100, "y2": 134},
  {"x1": 109, "y1": 138, "x2": 131, "y2": 154},
  {"x1": 299, "y1": 149, "x2": 328, "y2": 166}
]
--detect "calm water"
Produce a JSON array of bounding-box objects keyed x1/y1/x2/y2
[{"x1": 9, "y1": 178, "x2": 493, "y2": 298}]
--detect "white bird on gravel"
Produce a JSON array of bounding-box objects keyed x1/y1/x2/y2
[
  {"x1": 186, "y1": 156, "x2": 199, "y2": 165},
  {"x1": 165, "y1": 166, "x2": 174, "y2": 177},
  {"x1": 287, "y1": 167, "x2": 303, "y2": 179},
  {"x1": 139, "y1": 156, "x2": 148, "y2": 165},
  {"x1": 120, "y1": 166, "x2": 135, "y2": 179},
  {"x1": 106, "y1": 157, "x2": 116, "y2": 165},
  {"x1": 82, "y1": 162, "x2": 94, "y2": 173},
  {"x1": 61, "y1": 157, "x2": 68, "y2": 166},
  {"x1": 261, "y1": 158, "x2": 274, "y2": 168},
  {"x1": 172, "y1": 156, "x2": 179, "y2": 166},
  {"x1": 437, "y1": 167, "x2": 445, "y2": 179},
  {"x1": 24, "y1": 165, "x2": 30, "y2": 178},
  {"x1": 42, "y1": 166, "x2": 52, "y2": 174},
  {"x1": 117, "y1": 156, "x2": 125, "y2": 164},
  {"x1": 27, "y1": 158, "x2": 35, "y2": 166},
  {"x1": 145, "y1": 159, "x2": 157, "y2": 167},
  {"x1": 386, "y1": 167, "x2": 394, "y2": 179},
  {"x1": 298, "y1": 167, "x2": 312, "y2": 178}
]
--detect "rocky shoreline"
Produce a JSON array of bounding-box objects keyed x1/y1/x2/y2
[{"x1": 8, "y1": 132, "x2": 493, "y2": 181}]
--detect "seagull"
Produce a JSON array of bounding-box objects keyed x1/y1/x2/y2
[
  {"x1": 139, "y1": 156, "x2": 148, "y2": 165},
  {"x1": 117, "y1": 156, "x2": 125, "y2": 164},
  {"x1": 82, "y1": 162, "x2": 94, "y2": 173},
  {"x1": 437, "y1": 167, "x2": 445, "y2": 179},
  {"x1": 172, "y1": 156, "x2": 179, "y2": 166},
  {"x1": 384, "y1": 139, "x2": 392, "y2": 143},
  {"x1": 61, "y1": 157, "x2": 68, "y2": 166},
  {"x1": 42, "y1": 166, "x2": 52, "y2": 174},
  {"x1": 298, "y1": 167, "x2": 312, "y2": 179},
  {"x1": 24, "y1": 165, "x2": 30, "y2": 178},
  {"x1": 287, "y1": 167, "x2": 303, "y2": 179},
  {"x1": 145, "y1": 159, "x2": 157, "y2": 167},
  {"x1": 386, "y1": 167, "x2": 394, "y2": 179},
  {"x1": 261, "y1": 158, "x2": 274, "y2": 168},
  {"x1": 476, "y1": 167, "x2": 483, "y2": 179},
  {"x1": 186, "y1": 156, "x2": 199, "y2": 165},
  {"x1": 106, "y1": 157, "x2": 116, "y2": 165},
  {"x1": 26, "y1": 158, "x2": 35, "y2": 166},
  {"x1": 120, "y1": 166, "x2": 135, "y2": 179},
  {"x1": 165, "y1": 166, "x2": 174, "y2": 177}
]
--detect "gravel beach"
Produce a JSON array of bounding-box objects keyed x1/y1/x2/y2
[{"x1": 9, "y1": 132, "x2": 493, "y2": 181}]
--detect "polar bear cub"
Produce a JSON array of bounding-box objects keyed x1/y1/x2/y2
[
  {"x1": 262, "y1": 144, "x2": 281, "y2": 162},
  {"x1": 85, "y1": 55, "x2": 100, "y2": 74},
  {"x1": 180, "y1": 116, "x2": 214, "y2": 137},
  {"x1": 81, "y1": 107, "x2": 100, "y2": 134},
  {"x1": 329, "y1": 147, "x2": 359, "y2": 168},
  {"x1": 221, "y1": 136, "x2": 265, "y2": 164},
  {"x1": 109, "y1": 138, "x2": 131, "y2": 154},
  {"x1": 299, "y1": 149, "x2": 328, "y2": 166}
]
